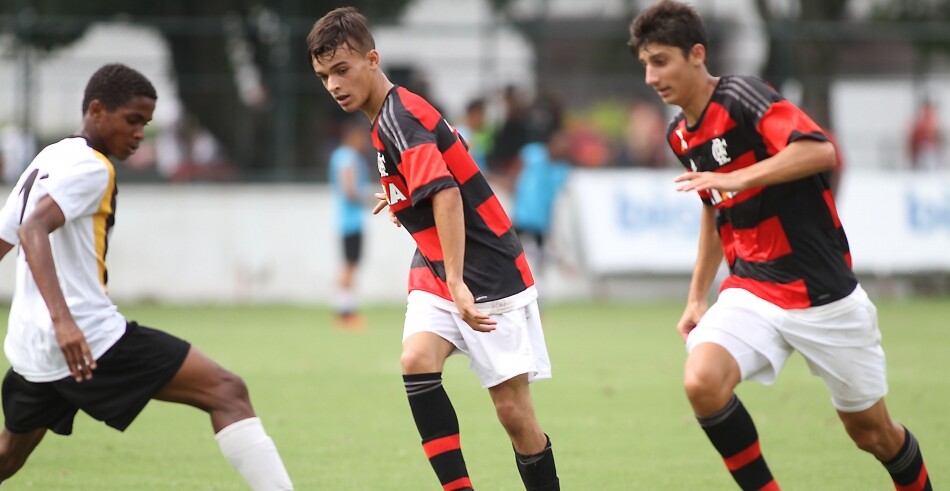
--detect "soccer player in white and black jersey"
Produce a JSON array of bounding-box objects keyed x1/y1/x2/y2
[
  {"x1": 0, "y1": 64, "x2": 293, "y2": 490},
  {"x1": 630, "y1": 2, "x2": 932, "y2": 490},
  {"x1": 308, "y1": 8, "x2": 559, "y2": 491}
]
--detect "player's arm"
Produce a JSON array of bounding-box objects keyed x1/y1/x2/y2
[
  {"x1": 0, "y1": 182, "x2": 23, "y2": 262},
  {"x1": 431, "y1": 187, "x2": 496, "y2": 333},
  {"x1": 340, "y1": 161, "x2": 360, "y2": 203},
  {"x1": 677, "y1": 204, "x2": 723, "y2": 342},
  {"x1": 675, "y1": 139, "x2": 835, "y2": 193},
  {"x1": 0, "y1": 240, "x2": 13, "y2": 262},
  {"x1": 18, "y1": 195, "x2": 95, "y2": 382}
]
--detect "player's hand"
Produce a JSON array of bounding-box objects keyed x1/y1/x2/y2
[
  {"x1": 674, "y1": 171, "x2": 747, "y2": 193},
  {"x1": 53, "y1": 318, "x2": 96, "y2": 382},
  {"x1": 676, "y1": 301, "x2": 707, "y2": 343},
  {"x1": 449, "y1": 282, "x2": 496, "y2": 333},
  {"x1": 373, "y1": 192, "x2": 401, "y2": 227}
]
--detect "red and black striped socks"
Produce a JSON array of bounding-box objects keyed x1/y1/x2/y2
[
  {"x1": 697, "y1": 396, "x2": 779, "y2": 491},
  {"x1": 404, "y1": 373, "x2": 473, "y2": 491},
  {"x1": 883, "y1": 427, "x2": 932, "y2": 491}
]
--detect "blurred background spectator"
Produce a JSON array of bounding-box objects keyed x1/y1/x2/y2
[
  {"x1": 328, "y1": 115, "x2": 373, "y2": 328},
  {"x1": 0, "y1": 124, "x2": 36, "y2": 184},
  {"x1": 487, "y1": 84, "x2": 531, "y2": 191},
  {"x1": 908, "y1": 99, "x2": 945, "y2": 171},
  {"x1": 513, "y1": 129, "x2": 571, "y2": 273},
  {"x1": 455, "y1": 97, "x2": 492, "y2": 172},
  {"x1": 616, "y1": 100, "x2": 669, "y2": 169}
]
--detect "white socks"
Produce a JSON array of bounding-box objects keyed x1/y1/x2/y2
[
  {"x1": 215, "y1": 417, "x2": 293, "y2": 490},
  {"x1": 336, "y1": 288, "x2": 355, "y2": 315}
]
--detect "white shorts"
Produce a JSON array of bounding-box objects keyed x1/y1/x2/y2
[
  {"x1": 686, "y1": 285, "x2": 887, "y2": 412},
  {"x1": 403, "y1": 290, "x2": 552, "y2": 388}
]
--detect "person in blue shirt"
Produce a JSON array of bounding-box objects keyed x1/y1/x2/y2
[
  {"x1": 513, "y1": 129, "x2": 571, "y2": 271},
  {"x1": 328, "y1": 116, "x2": 371, "y2": 327}
]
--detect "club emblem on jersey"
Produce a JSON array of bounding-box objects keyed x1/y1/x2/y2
[
  {"x1": 376, "y1": 152, "x2": 389, "y2": 177},
  {"x1": 711, "y1": 138, "x2": 731, "y2": 166}
]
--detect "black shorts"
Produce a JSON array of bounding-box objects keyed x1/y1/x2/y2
[
  {"x1": 514, "y1": 228, "x2": 546, "y2": 249},
  {"x1": 2, "y1": 322, "x2": 190, "y2": 436},
  {"x1": 343, "y1": 231, "x2": 363, "y2": 264}
]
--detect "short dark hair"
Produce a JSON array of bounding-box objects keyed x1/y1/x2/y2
[
  {"x1": 82, "y1": 63, "x2": 157, "y2": 114},
  {"x1": 465, "y1": 98, "x2": 485, "y2": 114},
  {"x1": 628, "y1": 0, "x2": 707, "y2": 58},
  {"x1": 307, "y1": 7, "x2": 376, "y2": 62}
]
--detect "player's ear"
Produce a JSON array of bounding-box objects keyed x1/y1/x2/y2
[
  {"x1": 366, "y1": 49, "x2": 380, "y2": 69},
  {"x1": 86, "y1": 99, "x2": 105, "y2": 121},
  {"x1": 689, "y1": 43, "x2": 706, "y2": 66}
]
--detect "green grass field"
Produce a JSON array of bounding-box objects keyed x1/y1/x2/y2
[{"x1": 0, "y1": 299, "x2": 947, "y2": 490}]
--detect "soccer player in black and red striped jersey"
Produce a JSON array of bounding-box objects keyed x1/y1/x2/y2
[
  {"x1": 307, "y1": 8, "x2": 559, "y2": 491},
  {"x1": 630, "y1": 1, "x2": 932, "y2": 490}
]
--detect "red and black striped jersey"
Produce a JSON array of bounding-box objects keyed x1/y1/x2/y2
[
  {"x1": 667, "y1": 75, "x2": 857, "y2": 308},
  {"x1": 372, "y1": 86, "x2": 534, "y2": 302}
]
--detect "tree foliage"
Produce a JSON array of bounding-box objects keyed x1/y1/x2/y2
[
  {"x1": 752, "y1": 0, "x2": 850, "y2": 129},
  {"x1": 0, "y1": 0, "x2": 414, "y2": 178},
  {"x1": 871, "y1": 0, "x2": 950, "y2": 60}
]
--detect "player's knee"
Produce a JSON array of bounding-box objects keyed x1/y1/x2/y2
[
  {"x1": 683, "y1": 368, "x2": 728, "y2": 406},
  {"x1": 493, "y1": 397, "x2": 531, "y2": 432},
  {"x1": 848, "y1": 425, "x2": 887, "y2": 454},
  {"x1": 493, "y1": 398, "x2": 518, "y2": 425},
  {"x1": 212, "y1": 368, "x2": 251, "y2": 407},
  {"x1": 400, "y1": 348, "x2": 438, "y2": 374}
]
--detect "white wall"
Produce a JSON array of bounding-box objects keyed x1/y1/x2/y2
[
  {"x1": 0, "y1": 184, "x2": 417, "y2": 304},
  {"x1": 0, "y1": 183, "x2": 596, "y2": 304}
]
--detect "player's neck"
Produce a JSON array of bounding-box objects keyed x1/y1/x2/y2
[
  {"x1": 362, "y1": 75, "x2": 395, "y2": 121},
  {"x1": 682, "y1": 75, "x2": 719, "y2": 127},
  {"x1": 77, "y1": 125, "x2": 107, "y2": 156}
]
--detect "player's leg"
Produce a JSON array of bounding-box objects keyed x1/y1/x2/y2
[
  {"x1": 457, "y1": 299, "x2": 556, "y2": 490},
  {"x1": 684, "y1": 343, "x2": 778, "y2": 490},
  {"x1": 401, "y1": 330, "x2": 473, "y2": 491},
  {"x1": 0, "y1": 427, "x2": 46, "y2": 482},
  {"x1": 0, "y1": 367, "x2": 78, "y2": 484},
  {"x1": 335, "y1": 232, "x2": 363, "y2": 327},
  {"x1": 684, "y1": 290, "x2": 791, "y2": 491},
  {"x1": 488, "y1": 374, "x2": 558, "y2": 491},
  {"x1": 155, "y1": 346, "x2": 292, "y2": 490},
  {"x1": 790, "y1": 286, "x2": 931, "y2": 490},
  {"x1": 837, "y1": 400, "x2": 931, "y2": 490}
]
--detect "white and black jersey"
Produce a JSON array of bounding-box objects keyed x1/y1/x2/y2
[{"x1": 0, "y1": 137, "x2": 126, "y2": 382}]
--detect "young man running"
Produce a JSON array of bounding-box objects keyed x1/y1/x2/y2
[{"x1": 630, "y1": 1, "x2": 931, "y2": 490}]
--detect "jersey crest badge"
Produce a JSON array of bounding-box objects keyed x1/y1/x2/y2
[{"x1": 711, "y1": 138, "x2": 731, "y2": 166}]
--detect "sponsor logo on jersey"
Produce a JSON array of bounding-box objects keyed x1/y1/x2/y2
[
  {"x1": 377, "y1": 152, "x2": 389, "y2": 177},
  {"x1": 710, "y1": 189, "x2": 738, "y2": 205}
]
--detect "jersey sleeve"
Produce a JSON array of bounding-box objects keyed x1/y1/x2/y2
[
  {"x1": 36, "y1": 158, "x2": 110, "y2": 221},
  {"x1": 382, "y1": 107, "x2": 457, "y2": 205},
  {"x1": 749, "y1": 78, "x2": 828, "y2": 155}
]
